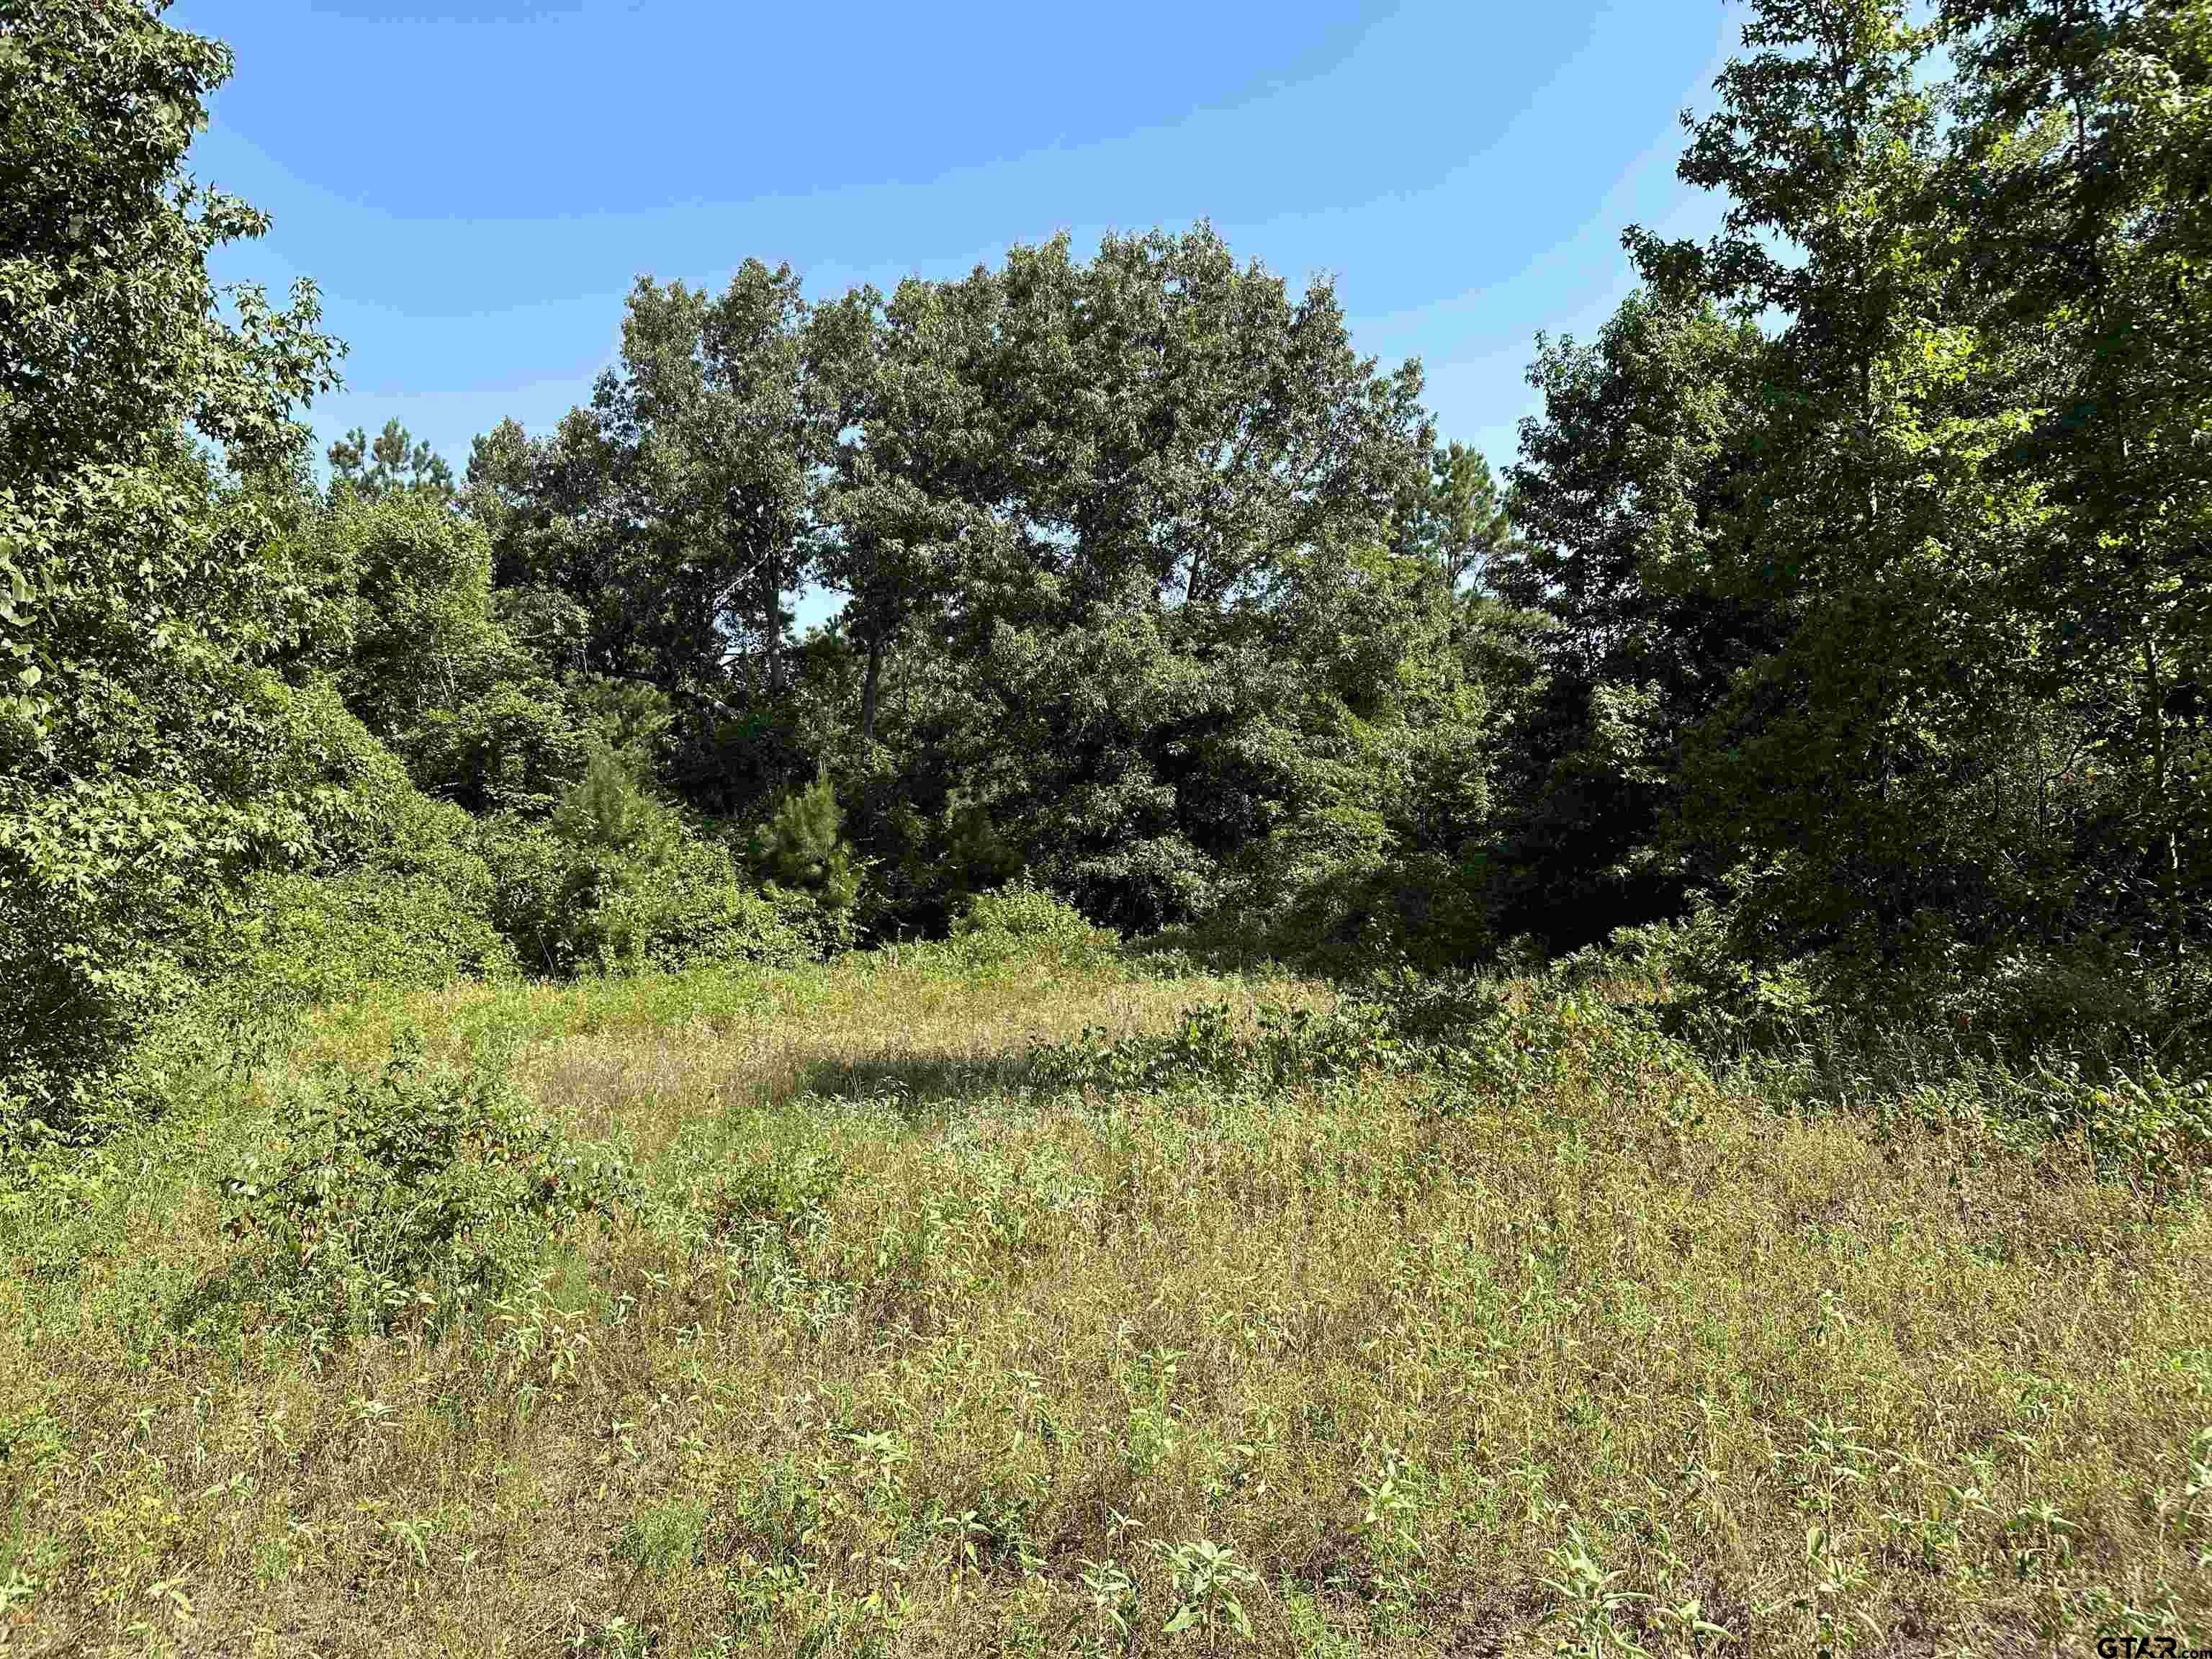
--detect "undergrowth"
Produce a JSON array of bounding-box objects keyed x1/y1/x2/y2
[
  {"x1": 1, "y1": 935, "x2": 2207, "y2": 1655},
  {"x1": 210, "y1": 1034, "x2": 635, "y2": 1341}
]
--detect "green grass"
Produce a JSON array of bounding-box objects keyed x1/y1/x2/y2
[{"x1": 1, "y1": 940, "x2": 2208, "y2": 1656}]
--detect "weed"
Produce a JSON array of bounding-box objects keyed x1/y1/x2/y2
[
  {"x1": 1539, "y1": 1526, "x2": 1649, "y2": 1655},
  {"x1": 1152, "y1": 1536, "x2": 1259, "y2": 1646},
  {"x1": 3, "y1": 941, "x2": 2209, "y2": 1654},
  {"x1": 214, "y1": 1032, "x2": 632, "y2": 1336},
  {"x1": 1074, "y1": 1555, "x2": 1141, "y2": 1655}
]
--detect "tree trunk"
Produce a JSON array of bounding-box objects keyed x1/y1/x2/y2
[
  {"x1": 860, "y1": 631, "x2": 884, "y2": 747},
  {"x1": 763, "y1": 549, "x2": 782, "y2": 696},
  {"x1": 2145, "y1": 629, "x2": 2186, "y2": 981}
]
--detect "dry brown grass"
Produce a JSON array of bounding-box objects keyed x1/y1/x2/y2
[{"x1": 1, "y1": 945, "x2": 2207, "y2": 1657}]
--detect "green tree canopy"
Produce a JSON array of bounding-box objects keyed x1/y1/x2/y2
[{"x1": 0, "y1": 0, "x2": 372, "y2": 1137}]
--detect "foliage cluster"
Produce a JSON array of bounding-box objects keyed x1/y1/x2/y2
[
  {"x1": 215, "y1": 1033, "x2": 632, "y2": 1339},
  {"x1": 483, "y1": 747, "x2": 817, "y2": 979},
  {"x1": 1485, "y1": 0, "x2": 2211, "y2": 996},
  {"x1": 945, "y1": 880, "x2": 1116, "y2": 971},
  {"x1": 19, "y1": 0, "x2": 2211, "y2": 1149},
  {"x1": 223, "y1": 791, "x2": 521, "y2": 1014},
  {"x1": 405, "y1": 0, "x2": 2211, "y2": 1056},
  {"x1": 1032, "y1": 996, "x2": 1409, "y2": 1095}
]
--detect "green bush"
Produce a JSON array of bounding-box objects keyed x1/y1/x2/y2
[
  {"x1": 222, "y1": 790, "x2": 518, "y2": 1018},
  {"x1": 1, "y1": 673, "x2": 408, "y2": 1148},
  {"x1": 1836, "y1": 1052, "x2": 2212, "y2": 1201},
  {"x1": 399, "y1": 678, "x2": 588, "y2": 819},
  {"x1": 594, "y1": 843, "x2": 814, "y2": 974},
  {"x1": 1597, "y1": 894, "x2": 2211, "y2": 1079},
  {"x1": 487, "y1": 749, "x2": 813, "y2": 976},
  {"x1": 1565, "y1": 902, "x2": 2212, "y2": 1199},
  {"x1": 2059, "y1": 1065, "x2": 2212, "y2": 1197},
  {"x1": 1179, "y1": 798, "x2": 1496, "y2": 976},
  {"x1": 1570, "y1": 901, "x2": 1828, "y2": 1053},
  {"x1": 217, "y1": 1035, "x2": 631, "y2": 1337},
  {"x1": 747, "y1": 768, "x2": 861, "y2": 952},
  {"x1": 1920, "y1": 944, "x2": 2211, "y2": 1064},
  {"x1": 1241, "y1": 848, "x2": 1494, "y2": 976},
  {"x1": 1032, "y1": 996, "x2": 1410, "y2": 1095},
  {"x1": 950, "y1": 881, "x2": 1114, "y2": 968},
  {"x1": 485, "y1": 817, "x2": 809, "y2": 978}
]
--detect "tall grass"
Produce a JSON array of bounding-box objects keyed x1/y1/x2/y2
[{"x1": 1, "y1": 939, "x2": 2205, "y2": 1655}]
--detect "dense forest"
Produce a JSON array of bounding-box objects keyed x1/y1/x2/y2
[
  {"x1": 4, "y1": 0, "x2": 2208, "y2": 1143},
  {"x1": 3, "y1": 1, "x2": 2211, "y2": 1653}
]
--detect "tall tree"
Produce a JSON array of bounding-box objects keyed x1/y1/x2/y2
[
  {"x1": 811, "y1": 274, "x2": 1009, "y2": 749},
  {"x1": 467, "y1": 265, "x2": 855, "y2": 809},
  {"x1": 328, "y1": 418, "x2": 455, "y2": 500},
  {"x1": 1943, "y1": 0, "x2": 2212, "y2": 968},
  {"x1": 984, "y1": 226, "x2": 1434, "y2": 624},
  {"x1": 1, "y1": 0, "x2": 355, "y2": 1136},
  {"x1": 0, "y1": 0, "x2": 335, "y2": 492},
  {"x1": 598, "y1": 261, "x2": 834, "y2": 698},
  {"x1": 1404, "y1": 441, "x2": 1518, "y2": 595},
  {"x1": 832, "y1": 228, "x2": 1437, "y2": 929},
  {"x1": 1625, "y1": 0, "x2": 2049, "y2": 961},
  {"x1": 1496, "y1": 291, "x2": 1776, "y2": 945}
]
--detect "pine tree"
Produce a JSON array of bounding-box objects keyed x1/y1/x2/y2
[{"x1": 752, "y1": 770, "x2": 859, "y2": 914}]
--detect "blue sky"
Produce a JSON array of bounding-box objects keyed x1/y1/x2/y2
[{"x1": 177, "y1": 0, "x2": 1736, "y2": 624}]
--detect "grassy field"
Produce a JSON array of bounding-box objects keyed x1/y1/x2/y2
[{"x1": 2, "y1": 936, "x2": 2208, "y2": 1656}]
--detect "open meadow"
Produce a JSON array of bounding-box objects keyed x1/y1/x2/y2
[
  {"x1": 4, "y1": 935, "x2": 2206, "y2": 1658},
  {"x1": 9, "y1": 1, "x2": 2212, "y2": 1654}
]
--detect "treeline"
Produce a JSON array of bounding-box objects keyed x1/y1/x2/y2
[{"x1": 4, "y1": 0, "x2": 2207, "y2": 1144}]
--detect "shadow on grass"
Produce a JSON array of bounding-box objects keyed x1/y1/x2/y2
[
  {"x1": 1118, "y1": 924, "x2": 1308, "y2": 982},
  {"x1": 789, "y1": 1046, "x2": 1041, "y2": 1121},
  {"x1": 166, "y1": 1258, "x2": 254, "y2": 1336}
]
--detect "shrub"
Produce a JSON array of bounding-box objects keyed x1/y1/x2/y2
[
  {"x1": 1185, "y1": 802, "x2": 1496, "y2": 976},
  {"x1": 217, "y1": 1034, "x2": 631, "y2": 1337},
  {"x1": 1919, "y1": 943, "x2": 2210, "y2": 1064},
  {"x1": 950, "y1": 881, "x2": 1114, "y2": 969},
  {"x1": 592, "y1": 842, "x2": 814, "y2": 974},
  {"x1": 1032, "y1": 996, "x2": 1409, "y2": 1094},
  {"x1": 747, "y1": 768, "x2": 862, "y2": 952},
  {"x1": 1, "y1": 673, "x2": 408, "y2": 1149},
  {"x1": 485, "y1": 817, "x2": 809, "y2": 978},
  {"x1": 750, "y1": 769, "x2": 858, "y2": 902},
  {"x1": 1843, "y1": 1053, "x2": 2212, "y2": 1200},
  {"x1": 1048, "y1": 830, "x2": 1220, "y2": 936},
  {"x1": 487, "y1": 750, "x2": 813, "y2": 976},
  {"x1": 1599, "y1": 894, "x2": 2212, "y2": 1084},
  {"x1": 1583, "y1": 901, "x2": 1828, "y2": 1053},
  {"x1": 1246, "y1": 848, "x2": 1494, "y2": 976},
  {"x1": 2059, "y1": 1064, "x2": 2212, "y2": 1197},
  {"x1": 1578, "y1": 899, "x2": 2212, "y2": 1197},
  {"x1": 398, "y1": 677, "x2": 587, "y2": 818},
  {"x1": 220, "y1": 790, "x2": 518, "y2": 1020}
]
